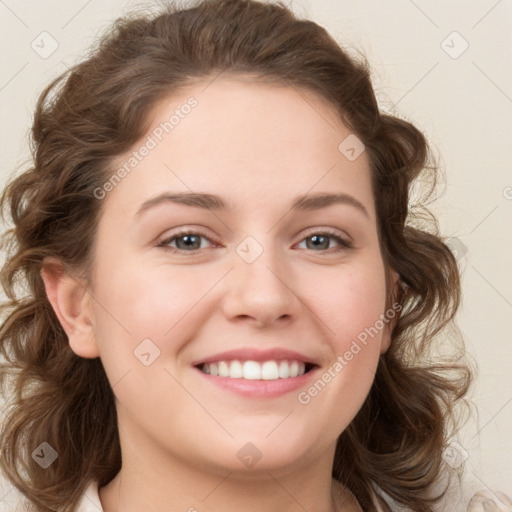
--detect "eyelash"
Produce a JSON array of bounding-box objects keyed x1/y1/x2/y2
[{"x1": 157, "y1": 228, "x2": 353, "y2": 254}]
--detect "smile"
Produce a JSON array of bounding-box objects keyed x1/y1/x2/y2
[{"x1": 199, "y1": 360, "x2": 315, "y2": 380}]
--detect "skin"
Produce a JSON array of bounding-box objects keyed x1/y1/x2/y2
[{"x1": 41, "y1": 74, "x2": 398, "y2": 512}]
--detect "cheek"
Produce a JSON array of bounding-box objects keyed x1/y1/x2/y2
[
  {"x1": 308, "y1": 262, "x2": 387, "y2": 348},
  {"x1": 94, "y1": 261, "x2": 209, "y2": 337},
  {"x1": 90, "y1": 260, "x2": 225, "y2": 382},
  {"x1": 296, "y1": 265, "x2": 386, "y2": 426},
  {"x1": 89, "y1": 269, "x2": 192, "y2": 405}
]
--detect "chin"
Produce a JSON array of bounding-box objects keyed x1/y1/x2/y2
[{"x1": 193, "y1": 434, "x2": 317, "y2": 476}]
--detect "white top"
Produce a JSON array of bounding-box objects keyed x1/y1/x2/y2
[
  {"x1": 75, "y1": 479, "x2": 388, "y2": 512},
  {"x1": 72, "y1": 478, "x2": 512, "y2": 512},
  {"x1": 75, "y1": 480, "x2": 103, "y2": 512}
]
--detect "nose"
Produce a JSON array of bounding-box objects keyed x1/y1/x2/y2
[{"x1": 221, "y1": 238, "x2": 299, "y2": 328}]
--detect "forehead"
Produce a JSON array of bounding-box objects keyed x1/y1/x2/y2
[
  {"x1": 104, "y1": 75, "x2": 374, "y2": 220},
  {"x1": 144, "y1": 74, "x2": 352, "y2": 156}
]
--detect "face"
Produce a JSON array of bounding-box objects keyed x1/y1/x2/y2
[{"x1": 49, "y1": 75, "x2": 398, "y2": 478}]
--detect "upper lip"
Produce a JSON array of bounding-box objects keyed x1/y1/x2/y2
[{"x1": 192, "y1": 347, "x2": 319, "y2": 367}]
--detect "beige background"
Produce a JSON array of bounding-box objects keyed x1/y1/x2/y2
[{"x1": 0, "y1": 0, "x2": 511, "y2": 510}]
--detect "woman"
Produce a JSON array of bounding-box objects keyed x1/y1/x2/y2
[{"x1": 0, "y1": 0, "x2": 475, "y2": 510}]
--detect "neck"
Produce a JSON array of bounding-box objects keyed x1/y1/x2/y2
[{"x1": 98, "y1": 441, "x2": 362, "y2": 512}]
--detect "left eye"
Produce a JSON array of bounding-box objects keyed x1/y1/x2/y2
[{"x1": 296, "y1": 232, "x2": 351, "y2": 252}]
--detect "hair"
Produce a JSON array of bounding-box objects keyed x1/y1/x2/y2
[{"x1": 0, "y1": 0, "x2": 473, "y2": 511}]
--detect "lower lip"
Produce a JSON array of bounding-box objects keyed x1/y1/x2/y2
[{"x1": 194, "y1": 366, "x2": 318, "y2": 398}]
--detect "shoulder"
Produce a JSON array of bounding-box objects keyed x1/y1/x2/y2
[
  {"x1": 371, "y1": 481, "x2": 512, "y2": 512},
  {"x1": 75, "y1": 480, "x2": 104, "y2": 512},
  {"x1": 332, "y1": 478, "x2": 382, "y2": 512}
]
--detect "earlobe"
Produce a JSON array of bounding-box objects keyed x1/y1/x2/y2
[
  {"x1": 40, "y1": 258, "x2": 100, "y2": 359},
  {"x1": 380, "y1": 269, "x2": 401, "y2": 354}
]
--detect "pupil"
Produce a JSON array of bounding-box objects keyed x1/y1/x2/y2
[
  {"x1": 178, "y1": 235, "x2": 199, "y2": 250},
  {"x1": 308, "y1": 235, "x2": 328, "y2": 250}
]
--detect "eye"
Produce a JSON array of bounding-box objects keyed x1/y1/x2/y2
[
  {"x1": 157, "y1": 228, "x2": 353, "y2": 254},
  {"x1": 158, "y1": 230, "x2": 217, "y2": 253},
  {"x1": 296, "y1": 230, "x2": 353, "y2": 253}
]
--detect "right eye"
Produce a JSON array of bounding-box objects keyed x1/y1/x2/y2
[{"x1": 157, "y1": 229, "x2": 219, "y2": 253}]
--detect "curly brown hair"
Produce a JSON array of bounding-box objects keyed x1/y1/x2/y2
[{"x1": 0, "y1": 0, "x2": 473, "y2": 511}]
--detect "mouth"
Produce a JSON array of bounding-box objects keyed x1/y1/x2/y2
[
  {"x1": 192, "y1": 348, "x2": 320, "y2": 397},
  {"x1": 195, "y1": 360, "x2": 318, "y2": 380}
]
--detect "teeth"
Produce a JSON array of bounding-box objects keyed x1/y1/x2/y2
[
  {"x1": 261, "y1": 361, "x2": 278, "y2": 380},
  {"x1": 243, "y1": 361, "x2": 261, "y2": 380},
  {"x1": 200, "y1": 360, "x2": 307, "y2": 380},
  {"x1": 229, "y1": 360, "x2": 243, "y2": 378},
  {"x1": 218, "y1": 361, "x2": 230, "y2": 377}
]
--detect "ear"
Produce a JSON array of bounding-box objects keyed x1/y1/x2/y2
[
  {"x1": 40, "y1": 257, "x2": 100, "y2": 358},
  {"x1": 380, "y1": 268, "x2": 401, "y2": 354}
]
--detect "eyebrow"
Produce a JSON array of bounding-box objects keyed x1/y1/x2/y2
[{"x1": 135, "y1": 191, "x2": 369, "y2": 218}]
